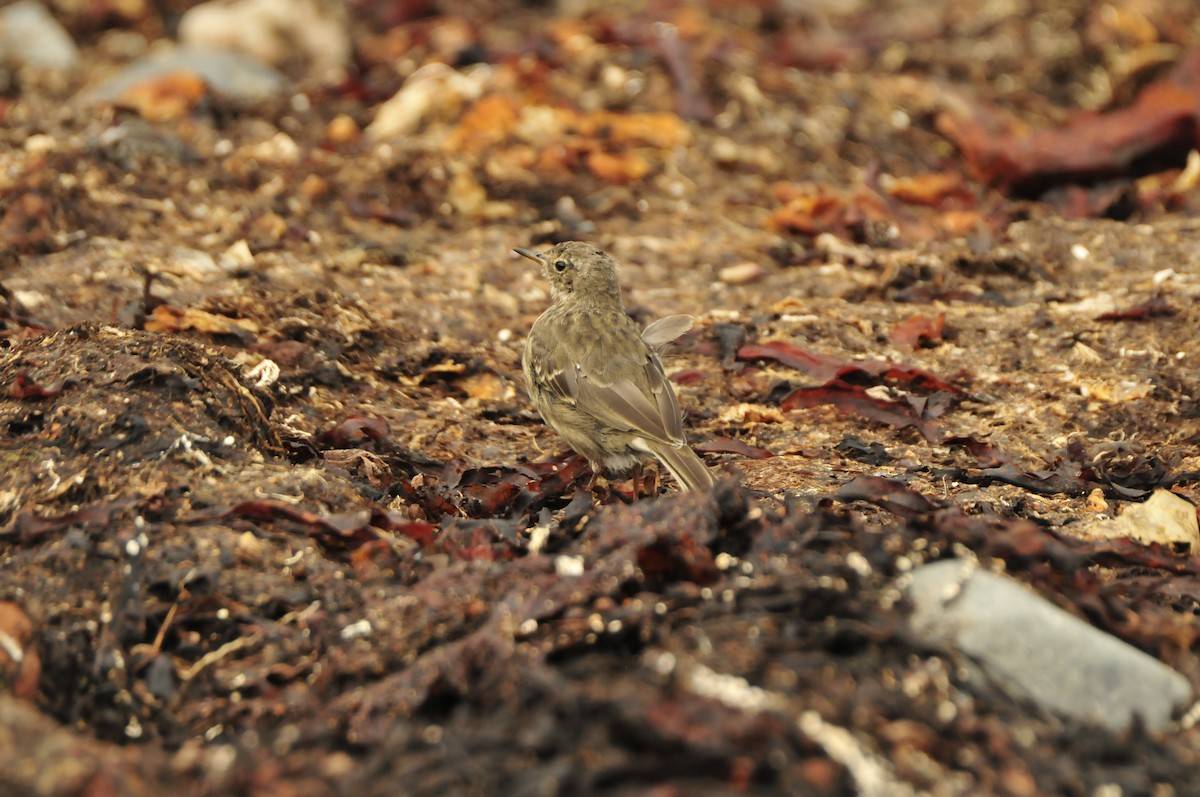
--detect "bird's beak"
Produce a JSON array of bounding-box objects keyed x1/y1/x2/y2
[{"x1": 514, "y1": 247, "x2": 544, "y2": 264}]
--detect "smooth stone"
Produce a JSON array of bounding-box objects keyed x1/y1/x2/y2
[
  {"x1": 0, "y1": 0, "x2": 80, "y2": 71},
  {"x1": 179, "y1": 0, "x2": 349, "y2": 83},
  {"x1": 80, "y1": 47, "x2": 288, "y2": 105},
  {"x1": 906, "y1": 558, "x2": 1192, "y2": 732}
]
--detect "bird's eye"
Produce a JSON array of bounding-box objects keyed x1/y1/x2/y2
[{"x1": 554, "y1": 260, "x2": 569, "y2": 272}]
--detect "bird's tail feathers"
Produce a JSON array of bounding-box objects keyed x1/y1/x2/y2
[{"x1": 653, "y1": 443, "x2": 715, "y2": 492}]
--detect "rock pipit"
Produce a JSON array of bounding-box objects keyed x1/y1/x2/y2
[{"x1": 517, "y1": 241, "x2": 714, "y2": 492}]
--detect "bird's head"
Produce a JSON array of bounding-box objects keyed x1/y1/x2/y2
[{"x1": 515, "y1": 241, "x2": 623, "y2": 307}]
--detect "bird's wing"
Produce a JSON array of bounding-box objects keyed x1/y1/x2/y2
[
  {"x1": 568, "y1": 350, "x2": 685, "y2": 447},
  {"x1": 643, "y1": 351, "x2": 684, "y2": 441},
  {"x1": 526, "y1": 330, "x2": 576, "y2": 403},
  {"x1": 641, "y1": 314, "x2": 693, "y2": 350},
  {"x1": 527, "y1": 317, "x2": 687, "y2": 447}
]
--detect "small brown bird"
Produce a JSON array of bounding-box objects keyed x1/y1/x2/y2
[{"x1": 517, "y1": 241, "x2": 714, "y2": 492}]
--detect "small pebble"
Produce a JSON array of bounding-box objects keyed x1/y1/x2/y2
[
  {"x1": 24, "y1": 134, "x2": 56, "y2": 154},
  {"x1": 710, "y1": 136, "x2": 739, "y2": 164},
  {"x1": 718, "y1": 262, "x2": 763, "y2": 285},
  {"x1": 299, "y1": 174, "x2": 329, "y2": 200},
  {"x1": 325, "y1": 114, "x2": 360, "y2": 145}
]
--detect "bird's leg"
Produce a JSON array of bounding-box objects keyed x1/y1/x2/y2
[
  {"x1": 629, "y1": 461, "x2": 643, "y2": 499},
  {"x1": 587, "y1": 464, "x2": 611, "y2": 503},
  {"x1": 643, "y1": 464, "x2": 659, "y2": 496}
]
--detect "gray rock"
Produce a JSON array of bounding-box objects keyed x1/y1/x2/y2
[
  {"x1": 80, "y1": 46, "x2": 288, "y2": 105},
  {"x1": 905, "y1": 558, "x2": 1193, "y2": 732},
  {"x1": 0, "y1": 0, "x2": 80, "y2": 71},
  {"x1": 179, "y1": 0, "x2": 350, "y2": 83}
]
